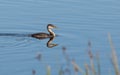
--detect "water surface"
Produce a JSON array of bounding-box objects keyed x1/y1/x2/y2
[{"x1": 0, "y1": 0, "x2": 120, "y2": 75}]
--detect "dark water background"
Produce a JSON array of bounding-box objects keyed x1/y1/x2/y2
[{"x1": 0, "y1": 0, "x2": 120, "y2": 75}]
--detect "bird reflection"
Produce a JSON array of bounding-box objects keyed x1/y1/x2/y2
[
  {"x1": 47, "y1": 36, "x2": 58, "y2": 48},
  {"x1": 33, "y1": 36, "x2": 58, "y2": 48}
]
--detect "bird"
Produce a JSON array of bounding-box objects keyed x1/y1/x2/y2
[{"x1": 31, "y1": 24, "x2": 57, "y2": 39}]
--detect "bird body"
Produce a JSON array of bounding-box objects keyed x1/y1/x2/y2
[{"x1": 31, "y1": 24, "x2": 57, "y2": 39}]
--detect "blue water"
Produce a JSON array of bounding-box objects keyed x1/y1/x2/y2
[{"x1": 0, "y1": 0, "x2": 120, "y2": 75}]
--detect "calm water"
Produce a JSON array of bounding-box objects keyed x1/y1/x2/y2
[{"x1": 0, "y1": 0, "x2": 120, "y2": 75}]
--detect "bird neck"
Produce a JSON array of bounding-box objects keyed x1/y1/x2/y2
[{"x1": 48, "y1": 28, "x2": 55, "y2": 37}]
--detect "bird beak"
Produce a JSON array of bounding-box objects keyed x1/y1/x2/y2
[{"x1": 54, "y1": 26, "x2": 58, "y2": 29}]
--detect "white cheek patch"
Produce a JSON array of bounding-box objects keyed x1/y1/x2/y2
[{"x1": 49, "y1": 26, "x2": 54, "y2": 29}]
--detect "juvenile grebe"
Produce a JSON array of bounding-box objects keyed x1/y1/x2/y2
[{"x1": 31, "y1": 24, "x2": 57, "y2": 39}]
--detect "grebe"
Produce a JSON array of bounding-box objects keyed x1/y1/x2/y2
[{"x1": 31, "y1": 24, "x2": 57, "y2": 39}]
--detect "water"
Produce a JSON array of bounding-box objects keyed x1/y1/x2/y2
[{"x1": 0, "y1": 0, "x2": 120, "y2": 75}]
